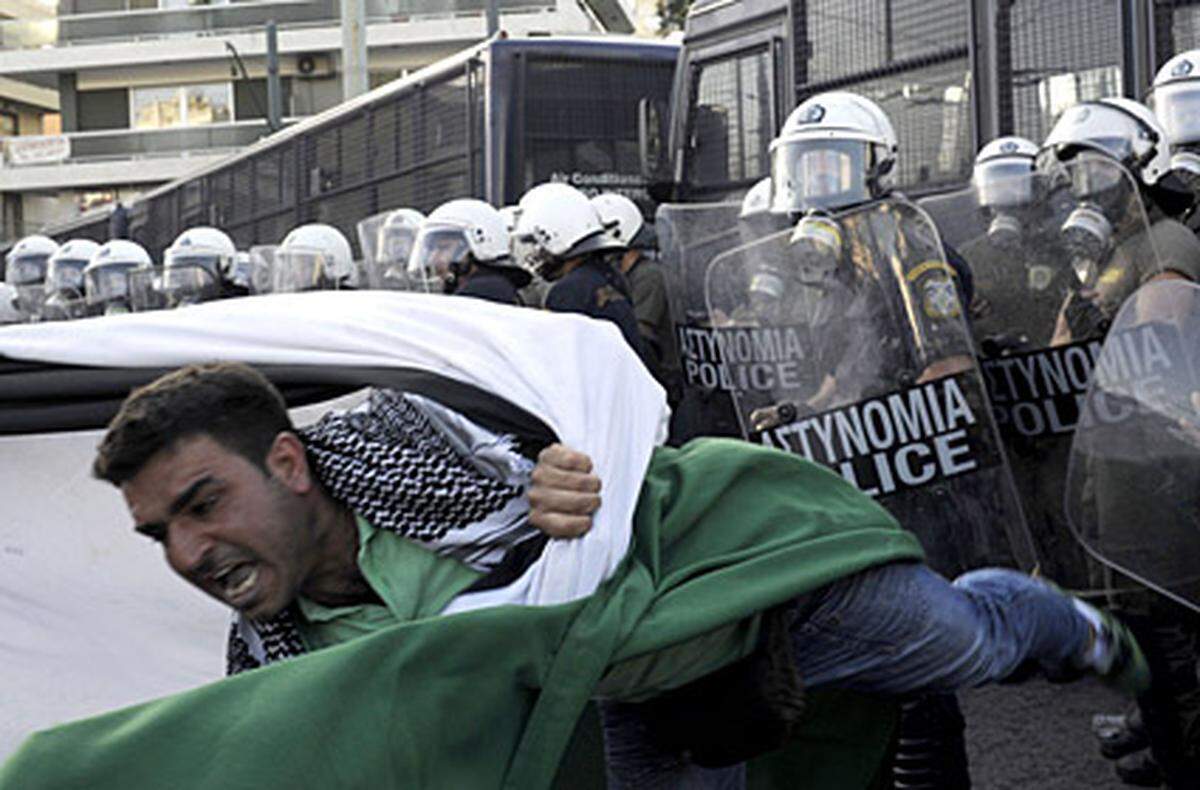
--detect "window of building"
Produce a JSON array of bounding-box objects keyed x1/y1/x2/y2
[
  {"x1": 131, "y1": 83, "x2": 233, "y2": 129},
  {"x1": 0, "y1": 111, "x2": 17, "y2": 138},
  {"x1": 157, "y1": 0, "x2": 231, "y2": 8}
]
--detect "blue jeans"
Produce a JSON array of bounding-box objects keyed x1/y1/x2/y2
[{"x1": 599, "y1": 561, "x2": 1093, "y2": 789}]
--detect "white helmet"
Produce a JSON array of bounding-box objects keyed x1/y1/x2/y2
[
  {"x1": 83, "y1": 239, "x2": 153, "y2": 315},
  {"x1": 1152, "y1": 50, "x2": 1200, "y2": 146},
  {"x1": 163, "y1": 226, "x2": 237, "y2": 305},
  {"x1": 43, "y1": 239, "x2": 100, "y2": 321},
  {"x1": 769, "y1": 92, "x2": 898, "y2": 215},
  {"x1": 5, "y1": 234, "x2": 58, "y2": 320},
  {"x1": 591, "y1": 193, "x2": 656, "y2": 250},
  {"x1": 1042, "y1": 98, "x2": 1171, "y2": 186},
  {"x1": 740, "y1": 177, "x2": 773, "y2": 219},
  {"x1": 274, "y1": 223, "x2": 355, "y2": 293},
  {"x1": 514, "y1": 182, "x2": 620, "y2": 279},
  {"x1": 408, "y1": 199, "x2": 528, "y2": 293},
  {"x1": 973, "y1": 136, "x2": 1040, "y2": 208}
]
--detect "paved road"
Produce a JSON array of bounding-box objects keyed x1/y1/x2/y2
[{"x1": 963, "y1": 677, "x2": 1132, "y2": 789}]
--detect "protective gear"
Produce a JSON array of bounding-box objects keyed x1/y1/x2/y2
[
  {"x1": 769, "y1": 91, "x2": 898, "y2": 215},
  {"x1": 356, "y1": 208, "x2": 424, "y2": 290},
  {"x1": 83, "y1": 240, "x2": 153, "y2": 316},
  {"x1": 273, "y1": 223, "x2": 355, "y2": 293},
  {"x1": 973, "y1": 137, "x2": 1040, "y2": 250},
  {"x1": 43, "y1": 239, "x2": 100, "y2": 321},
  {"x1": 0, "y1": 283, "x2": 22, "y2": 324},
  {"x1": 162, "y1": 226, "x2": 236, "y2": 306},
  {"x1": 408, "y1": 199, "x2": 530, "y2": 294},
  {"x1": 1151, "y1": 50, "x2": 1200, "y2": 192},
  {"x1": 591, "y1": 193, "x2": 656, "y2": 250},
  {"x1": 1042, "y1": 98, "x2": 1171, "y2": 187},
  {"x1": 514, "y1": 183, "x2": 621, "y2": 280},
  {"x1": 5, "y1": 234, "x2": 59, "y2": 320},
  {"x1": 739, "y1": 177, "x2": 789, "y2": 247}
]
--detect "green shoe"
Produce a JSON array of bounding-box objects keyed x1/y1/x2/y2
[{"x1": 1085, "y1": 605, "x2": 1151, "y2": 697}]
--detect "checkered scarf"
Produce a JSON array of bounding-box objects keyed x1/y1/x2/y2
[{"x1": 225, "y1": 388, "x2": 532, "y2": 674}]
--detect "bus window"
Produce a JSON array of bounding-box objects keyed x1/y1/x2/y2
[{"x1": 685, "y1": 47, "x2": 774, "y2": 191}]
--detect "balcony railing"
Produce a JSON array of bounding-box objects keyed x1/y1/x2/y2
[
  {"x1": 1, "y1": 119, "x2": 286, "y2": 167},
  {"x1": 0, "y1": 0, "x2": 552, "y2": 49}
]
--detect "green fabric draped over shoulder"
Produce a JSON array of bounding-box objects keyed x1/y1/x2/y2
[{"x1": 0, "y1": 438, "x2": 923, "y2": 790}]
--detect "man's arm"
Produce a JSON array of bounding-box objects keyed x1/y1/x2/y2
[{"x1": 528, "y1": 444, "x2": 602, "y2": 538}]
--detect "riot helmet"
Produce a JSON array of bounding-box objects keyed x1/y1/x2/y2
[
  {"x1": 162, "y1": 226, "x2": 236, "y2": 306},
  {"x1": 273, "y1": 224, "x2": 355, "y2": 293},
  {"x1": 83, "y1": 239, "x2": 153, "y2": 316},
  {"x1": 769, "y1": 91, "x2": 898, "y2": 216},
  {"x1": 1041, "y1": 98, "x2": 1171, "y2": 188},
  {"x1": 5, "y1": 234, "x2": 58, "y2": 320},
  {"x1": 1151, "y1": 50, "x2": 1200, "y2": 190},
  {"x1": 591, "y1": 193, "x2": 657, "y2": 251},
  {"x1": 408, "y1": 199, "x2": 530, "y2": 294},
  {"x1": 513, "y1": 183, "x2": 622, "y2": 281},
  {"x1": 357, "y1": 208, "x2": 424, "y2": 290},
  {"x1": 43, "y1": 239, "x2": 99, "y2": 321},
  {"x1": 972, "y1": 136, "x2": 1040, "y2": 248}
]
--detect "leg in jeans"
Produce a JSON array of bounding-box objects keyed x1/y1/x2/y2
[
  {"x1": 600, "y1": 561, "x2": 1094, "y2": 789},
  {"x1": 792, "y1": 561, "x2": 1091, "y2": 693}
]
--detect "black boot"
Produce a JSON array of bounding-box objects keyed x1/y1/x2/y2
[
  {"x1": 1093, "y1": 708, "x2": 1150, "y2": 759},
  {"x1": 1114, "y1": 749, "x2": 1163, "y2": 788},
  {"x1": 891, "y1": 693, "x2": 971, "y2": 789}
]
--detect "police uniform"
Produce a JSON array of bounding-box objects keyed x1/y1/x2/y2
[
  {"x1": 455, "y1": 267, "x2": 525, "y2": 307},
  {"x1": 545, "y1": 259, "x2": 647, "y2": 361}
]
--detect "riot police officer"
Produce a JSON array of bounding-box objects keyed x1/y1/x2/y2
[
  {"x1": 514, "y1": 183, "x2": 647, "y2": 360},
  {"x1": 1152, "y1": 49, "x2": 1200, "y2": 204},
  {"x1": 43, "y1": 239, "x2": 100, "y2": 321},
  {"x1": 4, "y1": 234, "x2": 58, "y2": 322},
  {"x1": 356, "y1": 207, "x2": 424, "y2": 291},
  {"x1": 591, "y1": 192, "x2": 678, "y2": 396},
  {"x1": 83, "y1": 239, "x2": 153, "y2": 317},
  {"x1": 272, "y1": 224, "x2": 357, "y2": 293},
  {"x1": 407, "y1": 199, "x2": 532, "y2": 305},
  {"x1": 161, "y1": 227, "x2": 240, "y2": 307},
  {"x1": 1042, "y1": 97, "x2": 1200, "y2": 789}
]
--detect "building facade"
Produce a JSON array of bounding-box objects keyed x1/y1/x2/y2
[{"x1": 0, "y1": 0, "x2": 637, "y2": 246}]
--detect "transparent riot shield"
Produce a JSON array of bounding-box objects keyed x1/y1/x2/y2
[
  {"x1": 659, "y1": 202, "x2": 778, "y2": 442},
  {"x1": 1065, "y1": 280, "x2": 1200, "y2": 613},
  {"x1": 356, "y1": 210, "x2": 417, "y2": 291},
  {"x1": 128, "y1": 268, "x2": 166, "y2": 313},
  {"x1": 957, "y1": 153, "x2": 1169, "y2": 590},
  {"x1": 706, "y1": 197, "x2": 1037, "y2": 577},
  {"x1": 248, "y1": 246, "x2": 279, "y2": 295}
]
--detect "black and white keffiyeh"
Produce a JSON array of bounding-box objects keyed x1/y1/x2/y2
[{"x1": 226, "y1": 388, "x2": 537, "y2": 674}]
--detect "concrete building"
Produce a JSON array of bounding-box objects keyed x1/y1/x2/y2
[{"x1": 0, "y1": 0, "x2": 638, "y2": 246}]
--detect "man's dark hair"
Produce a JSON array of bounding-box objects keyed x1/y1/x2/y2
[{"x1": 93, "y1": 362, "x2": 294, "y2": 485}]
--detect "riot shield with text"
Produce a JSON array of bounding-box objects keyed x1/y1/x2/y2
[
  {"x1": 659, "y1": 201, "x2": 790, "y2": 442},
  {"x1": 706, "y1": 198, "x2": 1036, "y2": 577},
  {"x1": 959, "y1": 154, "x2": 1166, "y2": 590},
  {"x1": 1065, "y1": 279, "x2": 1200, "y2": 613}
]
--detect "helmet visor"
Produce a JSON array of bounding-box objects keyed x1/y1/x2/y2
[
  {"x1": 771, "y1": 139, "x2": 870, "y2": 213},
  {"x1": 163, "y1": 260, "x2": 221, "y2": 304},
  {"x1": 1154, "y1": 81, "x2": 1200, "y2": 146},
  {"x1": 973, "y1": 160, "x2": 1036, "y2": 207},
  {"x1": 5, "y1": 254, "x2": 50, "y2": 286},
  {"x1": 273, "y1": 247, "x2": 337, "y2": 293},
  {"x1": 45, "y1": 259, "x2": 87, "y2": 295},
  {"x1": 85, "y1": 262, "x2": 139, "y2": 305},
  {"x1": 1069, "y1": 156, "x2": 1127, "y2": 200},
  {"x1": 407, "y1": 226, "x2": 469, "y2": 292}
]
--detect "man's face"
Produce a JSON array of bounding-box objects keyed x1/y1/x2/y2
[{"x1": 121, "y1": 434, "x2": 318, "y2": 621}]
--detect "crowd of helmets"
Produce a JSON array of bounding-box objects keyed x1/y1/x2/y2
[
  {"x1": 7, "y1": 46, "x2": 1200, "y2": 329},
  {"x1": 0, "y1": 179, "x2": 655, "y2": 325}
]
